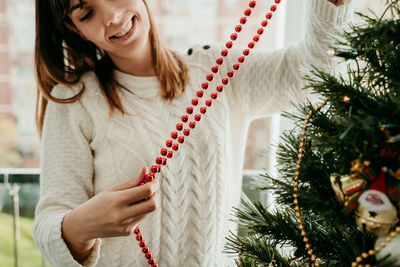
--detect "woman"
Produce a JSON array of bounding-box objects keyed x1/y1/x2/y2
[{"x1": 33, "y1": 0, "x2": 352, "y2": 266}]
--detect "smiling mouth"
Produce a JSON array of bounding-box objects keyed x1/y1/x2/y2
[{"x1": 110, "y1": 16, "x2": 135, "y2": 39}]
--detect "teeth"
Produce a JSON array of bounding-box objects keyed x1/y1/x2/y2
[{"x1": 114, "y1": 19, "x2": 133, "y2": 38}]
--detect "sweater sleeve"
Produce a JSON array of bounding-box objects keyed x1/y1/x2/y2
[
  {"x1": 32, "y1": 84, "x2": 102, "y2": 267},
  {"x1": 225, "y1": 0, "x2": 353, "y2": 120}
]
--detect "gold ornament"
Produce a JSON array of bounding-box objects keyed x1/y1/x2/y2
[{"x1": 330, "y1": 173, "x2": 366, "y2": 203}]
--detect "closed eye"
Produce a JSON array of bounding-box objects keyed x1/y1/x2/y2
[{"x1": 80, "y1": 10, "x2": 94, "y2": 22}]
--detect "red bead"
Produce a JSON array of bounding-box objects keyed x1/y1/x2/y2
[
  {"x1": 248, "y1": 42, "x2": 255, "y2": 49},
  {"x1": 205, "y1": 100, "x2": 212, "y2": 107},
  {"x1": 240, "y1": 17, "x2": 247, "y2": 24},
  {"x1": 253, "y1": 35, "x2": 260, "y2": 42},
  {"x1": 266, "y1": 13, "x2": 273, "y2": 20},
  {"x1": 202, "y1": 81, "x2": 210, "y2": 89},
  {"x1": 197, "y1": 90, "x2": 204, "y2": 98},
  {"x1": 171, "y1": 132, "x2": 178, "y2": 139},
  {"x1": 211, "y1": 93, "x2": 218, "y2": 100},
  {"x1": 139, "y1": 241, "x2": 146, "y2": 247},
  {"x1": 183, "y1": 129, "x2": 191, "y2": 136},
  {"x1": 152, "y1": 264, "x2": 158, "y2": 267},
  {"x1": 150, "y1": 166, "x2": 158, "y2": 174},
  {"x1": 216, "y1": 85, "x2": 224, "y2": 92},
  {"x1": 172, "y1": 144, "x2": 179, "y2": 151},
  {"x1": 189, "y1": 122, "x2": 196, "y2": 129},
  {"x1": 136, "y1": 233, "x2": 143, "y2": 241},
  {"x1": 233, "y1": 64, "x2": 240, "y2": 70},
  {"x1": 243, "y1": 49, "x2": 250, "y2": 56},
  {"x1": 139, "y1": 182, "x2": 145, "y2": 186},
  {"x1": 134, "y1": 227, "x2": 141, "y2": 235},
  {"x1": 222, "y1": 78, "x2": 229, "y2": 85},
  {"x1": 216, "y1": 58, "x2": 224, "y2": 65},
  {"x1": 148, "y1": 258, "x2": 155, "y2": 265},
  {"x1": 167, "y1": 151, "x2": 173, "y2": 158},
  {"x1": 221, "y1": 49, "x2": 228, "y2": 57},
  {"x1": 176, "y1": 123, "x2": 183, "y2": 131},
  {"x1": 156, "y1": 165, "x2": 161, "y2": 173},
  {"x1": 226, "y1": 41, "x2": 233, "y2": 49},
  {"x1": 211, "y1": 66, "x2": 219, "y2": 73},
  {"x1": 145, "y1": 174, "x2": 154, "y2": 182},
  {"x1": 165, "y1": 140, "x2": 172, "y2": 147},
  {"x1": 142, "y1": 246, "x2": 149, "y2": 253},
  {"x1": 178, "y1": 136, "x2": 185, "y2": 144},
  {"x1": 238, "y1": 56, "x2": 245, "y2": 63},
  {"x1": 161, "y1": 158, "x2": 167, "y2": 165},
  {"x1": 249, "y1": 1, "x2": 256, "y2": 8},
  {"x1": 261, "y1": 20, "x2": 268, "y2": 27},
  {"x1": 230, "y1": 33, "x2": 238, "y2": 41},
  {"x1": 186, "y1": 107, "x2": 193, "y2": 114},
  {"x1": 160, "y1": 148, "x2": 168, "y2": 156},
  {"x1": 200, "y1": 107, "x2": 207, "y2": 114},
  {"x1": 227, "y1": 71, "x2": 234, "y2": 78},
  {"x1": 145, "y1": 253, "x2": 152, "y2": 259},
  {"x1": 271, "y1": 5, "x2": 277, "y2": 12},
  {"x1": 194, "y1": 114, "x2": 202, "y2": 121},
  {"x1": 275, "y1": 0, "x2": 281, "y2": 3},
  {"x1": 181, "y1": 115, "x2": 188, "y2": 123},
  {"x1": 244, "y1": 9, "x2": 252, "y2": 16},
  {"x1": 257, "y1": 28, "x2": 264, "y2": 35},
  {"x1": 192, "y1": 99, "x2": 199, "y2": 106},
  {"x1": 156, "y1": 157, "x2": 162, "y2": 164},
  {"x1": 235, "y1": 25, "x2": 242, "y2": 33}
]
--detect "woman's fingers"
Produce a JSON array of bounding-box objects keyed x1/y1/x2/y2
[
  {"x1": 111, "y1": 166, "x2": 147, "y2": 191},
  {"x1": 119, "y1": 193, "x2": 157, "y2": 223},
  {"x1": 119, "y1": 179, "x2": 158, "y2": 205}
]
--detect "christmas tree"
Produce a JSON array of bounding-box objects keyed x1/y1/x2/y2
[{"x1": 226, "y1": 1, "x2": 400, "y2": 266}]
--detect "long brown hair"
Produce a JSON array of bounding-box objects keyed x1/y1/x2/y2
[{"x1": 35, "y1": 0, "x2": 189, "y2": 137}]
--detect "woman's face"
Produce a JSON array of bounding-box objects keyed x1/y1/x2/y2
[{"x1": 68, "y1": 0, "x2": 151, "y2": 60}]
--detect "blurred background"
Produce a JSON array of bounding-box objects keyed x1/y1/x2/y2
[{"x1": 0, "y1": 0, "x2": 387, "y2": 266}]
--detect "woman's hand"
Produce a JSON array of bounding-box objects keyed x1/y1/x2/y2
[
  {"x1": 327, "y1": 0, "x2": 349, "y2": 6},
  {"x1": 61, "y1": 166, "x2": 157, "y2": 263}
]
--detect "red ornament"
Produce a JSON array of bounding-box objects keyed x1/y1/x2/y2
[
  {"x1": 160, "y1": 148, "x2": 167, "y2": 156},
  {"x1": 150, "y1": 166, "x2": 158, "y2": 174},
  {"x1": 156, "y1": 157, "x2": 162, "y2": 165},
  {"x1": 257, "y1": 28, "x2": 264, "y2": 35},
  {"x1": 161, "y1": 158, "x2": 167, "y2": 165},
  {"x1": 233, "y1": 64, "x2": 240, "y2": 70},
  {"x1": 145, "y1": 174, "x2": 154, "y2": 182},
  {"x1": 166, "y1": 151, "x2": 173, "y2": 158},
  {"x1": 200, "y1": 107, "x2": 207, "y2": 114},
  {"x1": 211, "y1": 93, "x2": 218, "y2": 100},
  {"x1": 249, "y1": 1, "x2": 256, "y2": 8},
  {"x1": 171, "y1": 132, "x2": 178, "y2": 139},
  {"x1": 222, "y1": 78, "x2": 229, "y2": 85},
  {"x1": 176, "y1": 123, "x2": 183, "y2": 131},
  {"x1": 152, "y1": 264, "x2": 158, "y2": 267},
  {"x1": 134, "y1": 227, "x2": 140, "y2": 235},
  {"x1": 266, "y1": 13, "x2": 273, "y2": 20},
  {"x1": 240, "y1": 17, "x2": 247, "y2": 24},
  {"x1": 238, "y1": 56, "x2": 245, "y2": 63},
  {"x1": 148, "y1": 258, "x2": 155, "y2": 265},
  {"x1": 189, "y1": 122, "x2": 196, "y2": 129},
  {"x1": 211, "y1": 66, "x2": 219, "y2": 73},
  {"x1": 192, "y1": 99, "x2": 199, "y2": 106},
  {"x1": 166, "y1": 140, "x2": 173, "y2": 147},
  {"x1": 142, "y1": 246, "x2": 149, "y2": 253},
  {"x1": 216, "y1": 85, "x2": 224, "y2": 92},
  {"x1": 216, "y1": 58, "x2": 224, "y2": 65},
  {"x1": 181, "y1": 115, "x2": 189, "y2": 123},
  {"x1": 261, "y1": 20, "x2": 268, "y2": 27},
  {"x1": 221, "y1": 50, "x2": 228, "y2": 57},
  {"x1": 197, "y1": 90, "x2": 204, "y2": 98},
  {"x1": 136, "y1": 234, "x2": 143, "y2": 241},
  {"x1": 156, "y1": 165, "x2": 161, "y2": 173},
  {"x1": 139, "y1": 182, "x2": 145, "y2": 186},
  {"x1": 186, "y1": 107, "x2": 193, "y2": 115},
  {"x1": 275, "y1": 0, "x2": 281, "y2": 3},
  {"x1": 243, "y1": 49, "x2": 250, "y2": 56},
  {"x1": 139, "y1": 241, "x2": 146, "y2": 248},
  {"x1": 248, "y1": 42, "x2": 255, "y2": 49},
  {"x1": 172, "y1": 144, "x2": 179, "y2": 151},
  {"x1": 253, "y1": 35, "x2": 260, "y2": 42},
  {"x1": 235, "y1": 25, "x2": 242, "y2": 33},
  {"x1": 270, "y1": 5, "x2": 277, "y2": 12},
  {"x1": 227, "y1": 71, "x2": 234, "y2": 78},
  {"x1": 194, "y1": 114, "x2": 202, "y2": 121},
  {"x1": 226, "y1": 41, "x2": 233, "y2": 49},
  {"x1": 178, "y1": 136, "x2": 185, "y2": 144},
  {"x1": 202, "y1": 81, "x2": 210, "y2": 88},
  {"x1": 205, "y1": 100, "x2": 212, "y2": 107},
  {"x1": 145, "y1": 253, "x2": 152, "y2": 260},
  {"x1": 183, "y1": 129, "x2": 191, "y2": 136},
  {"x1": 244, "y1": 9, "x2": 252, "y2": 16},
  {"x1": 230, "y1": 33, "x2": 238, "y2": 41}
]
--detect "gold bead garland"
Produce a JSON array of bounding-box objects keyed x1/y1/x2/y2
[
  {"x1": 238, "y1": 242, "x2": 244, "y2": 266},
  {"x1": 293, "y1": 98, "x2": 400, "y2": 267}
]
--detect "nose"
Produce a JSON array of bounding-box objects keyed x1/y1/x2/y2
[{"x1": 100, "y1": 3, "x2": 122, "y2": 26}]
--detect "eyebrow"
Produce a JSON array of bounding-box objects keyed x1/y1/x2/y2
[{"x1": 69, "y1": 1, "x2": 87, "y2": 14}]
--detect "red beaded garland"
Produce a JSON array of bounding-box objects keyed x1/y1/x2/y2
[
  {"x1": 176, "y1": 123, "x2": 183, "y2": 131},
  {"x1": 145, "y1": 174, "x2": 154, "y2": 182},
  {"x1": 271, "y1": 5, "x2": 277, "y2": 12},
  {"x1": 211, "y1": 93, "x2": 218, "y2": 100},
  {"x1": 139, "y1": 241, "x2": 146, "y2": 247},
  {"x1": 248, "y1": 42, "x2": 255, "y2": 49},
  {"x1": 230, "y1": 33, "x2": 238, "y2": 41},
  {"x1": 211, "y1": 66, "x2": 219, "y2": 73},
  {"x1": 222, "y1": 78, "x2": 229, "y2": 85},
  {"x1": 181, "y1": 115, "x2": 189, "y2": 123},
  {"x1": 243, "y1": 49, "x2": 250, "y2": 56},
  {"x1": 186, "y1": 107, "x2": 193, "y2": 115},
  {"x1": 240, "y1": 17, "x2": 247, "y2": 24},
  {"x1": 172, "y1": 144, "x2": 179, "y2": 151},
  {"x1": 148, "y1": 259, "x2": 155, "y2": 265},
  {"x1": 235, "y1": 25, "x2": 242, "y2": 33},
  {"x1": 216, "y1": 58, "x2": 224, "y2": 65},
  {"x1": 200, "y1": 107, "x2": 207, "y2": 114},
  {"x1": 171, "y1": 132, "x2": 178, "y2": 139},
  {"x1": 160, "y1": 148, "x2": 168, "y2": 156},
  {"x1": 167, "y1": 151, "x2": 173, "y2": 158},
  {"x1": 233, "y1": 64, "x2": 240, "y2": 70},
  {"x1": 221, "y1": 49, "x2": 228, "y2": 57},
  {"x1": 156, "y1": 157, "x2": 162, "y2": 165},
  {"x1": 150, "y1": 166, "x2": 158, "y2": 173},
  {"x1": 253, "y1": 35, "x2": 260, "y2": 42},
  {"x1": 249, "y1": 0, "x2": 256, "y2": 8},
  {"x1": 244, "y1": 8, "x2": 252, "y2": 16},
  {"x1": 266, "y1": 13, "x2": 273, "y2": 20},
  {"x1": 189, "y1": 122, "x2": 196, "y2": 129},
  {"x1": 261, "y1": 20, "x2": 268, "y2": 27},
  {"x1": 192, "y1": 99, "x2": 199, "y2": 106},
  {"x1": 183, "y1": 129, "x2": 191, "y2": 136},
  {"x1": 216, "y1": 85, "x2": 224, "y2": 93},
  {"x1": 238, "y1": 56, "x2": 245, "y2": 63},
  {"x1": 226, "y1": 41, "x2": 233, "y2": 49},
  {"x1": 134, "y1": 227, "x2": 140, "y2": 235},
  {"x1": 205, "y1": 100, "x2": 213, "y2": 107},
  {"x1": 257, "y1": 28, "x2": 264, "y2": 35},
  {"x1": 142, "y1": 246, "x2": 149, "y2": 253},
  {"x1": 227, "y1": 71, "x2": 234, "y2": 78},
  {"x1": 194, "y1": 114, "x2": 202, "y2": 121},
  {"x1": 166, "y1": 140, "x2": 173, "y2": 147},
  {"x1": 145, "y1": 253, "x2": 152, "y2": 260},
  {"x1": 136, "y1": 234, "x2": 143, "y2": 241},
  {"x1": 161, "y1": 158, "x2": 167, "y2": 165},
  {"x1": 178, "y1": 136, "x2": 185, "y2": 144},
  {"x1": 152, "y1": 264, "x2": 158, "y2": 267},
  {"x1": 202, "y1": 81, "x2": 210, "y2": 88},
  {"x1": 197, "y1": 90, "x2": 204, "y2": 98}
]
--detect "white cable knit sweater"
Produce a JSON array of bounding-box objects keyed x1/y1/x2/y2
[{"x1": 33, "y1": 1, "x2": 352, "y2": 266}]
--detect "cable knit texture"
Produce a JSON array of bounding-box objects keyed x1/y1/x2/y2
[{"x1": 33, "y1": 1, "x2": 352, "y2": 266}]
